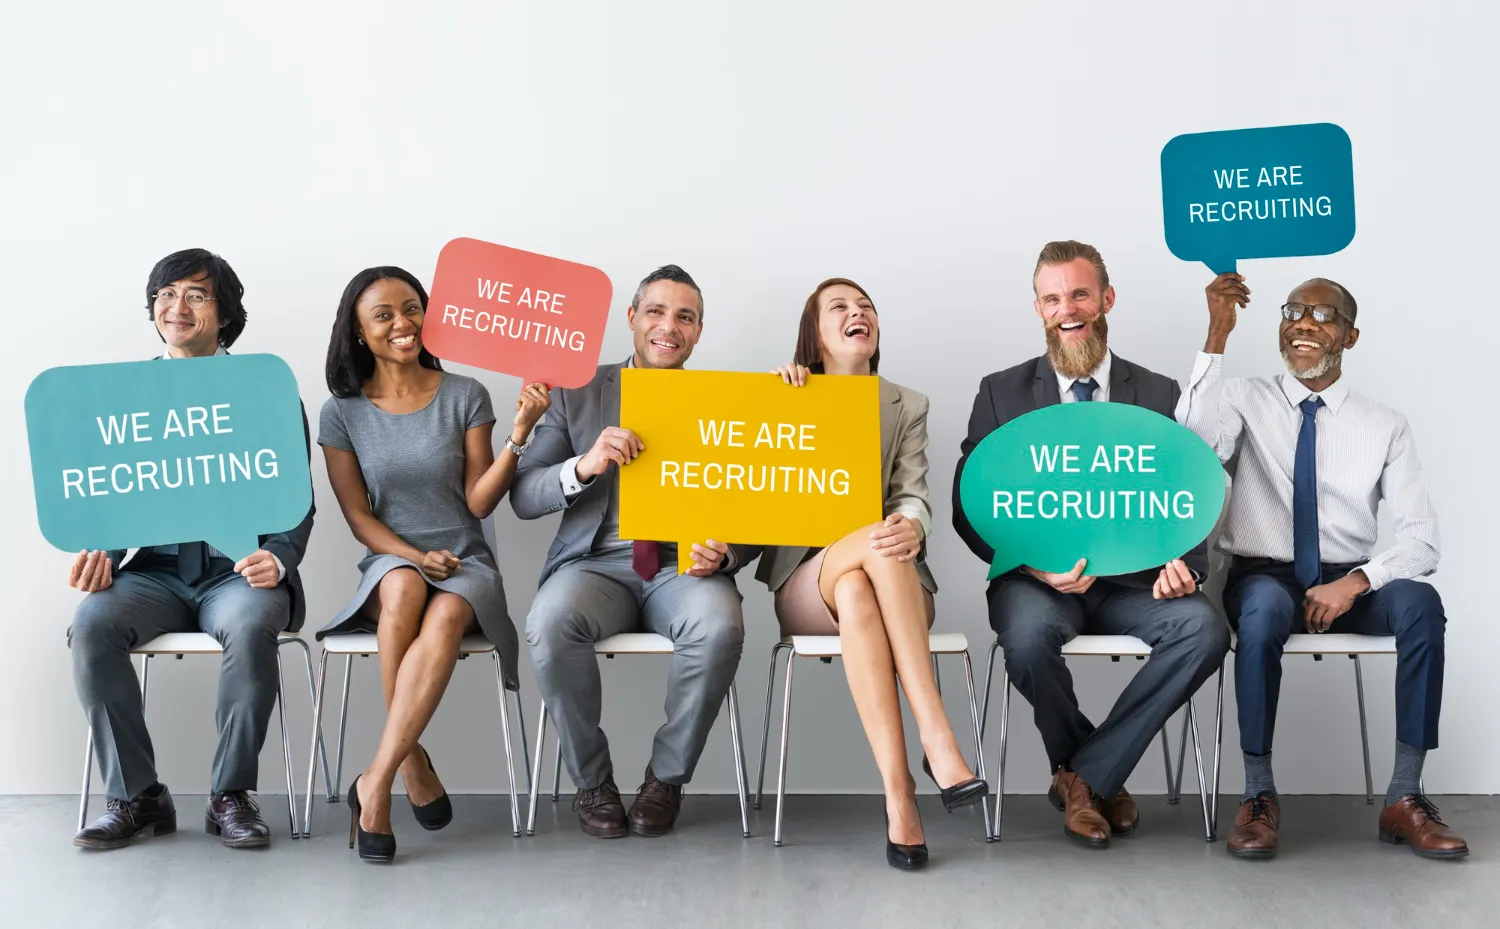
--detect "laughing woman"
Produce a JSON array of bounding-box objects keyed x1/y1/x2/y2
[
  {"x1": 755, "y1": 278, "x2": 987, "y2": 871},
  {"x1": 317, "y1": 266, "x2": 549, "y2": 862}
]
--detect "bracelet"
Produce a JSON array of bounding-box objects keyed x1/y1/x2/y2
[{"x1": 504, "y1": 437, "x2": 530, "y2": 456}]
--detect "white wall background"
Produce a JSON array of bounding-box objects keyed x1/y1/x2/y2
[{"x1": 2, "y1": 0, "x2": 1495, "y2": 798}]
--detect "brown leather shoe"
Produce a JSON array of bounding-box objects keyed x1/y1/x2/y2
[
  {"x1": 572, "y1": 775, "x2": 629, "y2": 838},
  {"x1": 205, "y1": 791, "x2": 271, "y2": 848},
  {"x1": 1379, "y1": 795, "x2": 1469, "y2": 860},
  {"x1": 74, "y1": 784, "x2": 177, "y2": 850},
  {"x1": 627, "y1": 766, "x2": 683, "y2": 837},
  {"x1": 1227, "y1": 793, "x2": 1280, "y2": 860},
  {"x1": 1098, "y1": 787, "x2": 1139, "y2": 837},
  {"x1": 1049, "y1": 769, "x2": 1110, "y2": 848}
]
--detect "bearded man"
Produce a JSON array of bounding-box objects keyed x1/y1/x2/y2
[
  {"x1": 1175, "y1": 274, "x2": 1466, "y2": 861},
  {"x1": 952, "y1": 240, "x2": 1229, "y2": 849}
]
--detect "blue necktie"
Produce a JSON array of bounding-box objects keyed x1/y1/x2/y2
[
  {"x1": 1293, "y1": 397, "x2": 1325, "y2": 588},
  {"x1": 1070, "y1": 379, "x2": 1096, "y2": 403}
]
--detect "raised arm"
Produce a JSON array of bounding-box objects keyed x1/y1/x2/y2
[{"x1": 466, "y1": 383, "x2": 551, "y2": 519}]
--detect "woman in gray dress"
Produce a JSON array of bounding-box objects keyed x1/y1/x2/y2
[{"x1": 318, "y1": 266, "x2": 550, "y2": 862}]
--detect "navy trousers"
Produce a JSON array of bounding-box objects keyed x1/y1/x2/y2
[{"x1": 1224, "y1": 561, "x2": 1444, "y2": 755}]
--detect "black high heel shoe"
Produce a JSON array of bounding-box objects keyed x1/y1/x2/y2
[
  {"x1": 922, "y1": 755, "x2": 989, "y2": 812},
  {"x1": 885, "y1": 811, "x2": 929, "y2": 871},
  {"x1": 347, "y1": 775, "x2": 396, "y2": 863},
  {"x1": 408, "y1": 746, "x2": 453, "y2": 831}
]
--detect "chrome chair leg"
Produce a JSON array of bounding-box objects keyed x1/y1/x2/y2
[
  {"x1": 755, "y1": 642, "x2": 790, "y2": 809},
  {"x1": 274, "y1": 650, "x2": 298, "y2": 838},
  {"x1": 332, "y1": 654, "x2": 353, "y2": 801},
  {"x1": 727, "y1": 683, "x2": 750, "y2": 838},
  {"x1": 772, "y1": 652, "x2": 797, "y2": 847},
  {"x1": 493, "y1": 655, "x2": 521, "y2": 838},
  {"x1": 526, "y1": 702, "x2": 547, "y2": 836},
  {"x1": 303, "y1": 650, "x2": 330, "y2": 838},
  {"x1": 960, "y1": 650, "x2": 993, "y2": 839},
  {"x1": 992, "y1": 670, "x2": 1011, "y2": 841},
  {"x1": 1354, "y1": 655, "x2": 1374, "y2": 804}
]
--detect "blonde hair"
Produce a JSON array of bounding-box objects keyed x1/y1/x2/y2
[{"x1": 1033, "y1": 240, "x2": 1109, "y2": 293}]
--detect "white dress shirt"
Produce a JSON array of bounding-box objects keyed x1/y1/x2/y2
[
  {"x1": 1175, "y1": 352, "x2": 1439, "y2": 591},
  {"x1": 1056, "y1": 350, "x2": 1113, "y2": 402},
  {"x1": 161, "y1": 344, "x2": 286, "y2": 582}
]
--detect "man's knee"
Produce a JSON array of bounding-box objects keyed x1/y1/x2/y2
[
  {"x1": 68, "y1": 595, "x2": 131, "y2": 659},
  {"x1": 1387, "y1": 580, "x2": 1445, "y2": 643},
  {"x1": 995, "y1": 612, "x2": 1071, "y2": 670},
  {"x1": 674, "y1": 588, "x2": 746, "y2": 661},
  {"x1": 1228, "y1": 577, "x2": 1295, "y2": 647},
  {"x1": 525, "y1": 583, "x2": 595, "y2": 661},
  {"x1": 212, "y1": 589, "x2": 289, "y2": 654}
]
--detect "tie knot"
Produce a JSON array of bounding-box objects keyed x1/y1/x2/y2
[
  {"x1": 1070, "y1": 379, "x2": 1096, "y2": 403},
  {"x1": 1300, "y1": 396, "x2": 1324, "y2": 416}
]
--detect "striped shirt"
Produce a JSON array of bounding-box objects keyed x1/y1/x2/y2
[{"x1": 1174, "y1": 352, "x2": 1439, "y2": 591}]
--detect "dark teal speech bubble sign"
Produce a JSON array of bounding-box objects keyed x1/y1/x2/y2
[
  {"x1": 959, "y1": 404, "x2": 1225, "y2": 580},
  {"x1": 24, "y1": 354, "x2": 312, "y2": 560},
  {"x1": 1162, "y1": 122, "x2": 1355, "y2": 274}
]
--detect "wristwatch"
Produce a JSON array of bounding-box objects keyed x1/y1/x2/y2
[{"x1": 504, "y1": 437, "x2": 530, "y2": 457}]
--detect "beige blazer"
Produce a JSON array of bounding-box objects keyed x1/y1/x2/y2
[{"x1": 753, "y1": 376, "x2": 938, "y2": 594}]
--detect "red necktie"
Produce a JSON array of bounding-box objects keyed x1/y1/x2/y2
[{"x1": 631, "y1": 541, "x2": 660, "y2": 581}]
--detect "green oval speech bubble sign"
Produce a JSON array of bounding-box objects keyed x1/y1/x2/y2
[{"x1": 958, "y1": 404, "x2": 1225, "y2": 580}]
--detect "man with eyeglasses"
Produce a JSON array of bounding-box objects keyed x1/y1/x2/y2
[
  {"x1": 1177, "y1": 273, "x2": 1465, "y2": 861},
  {"x1": 66, "y1": 248, "x2": 315, "y2": 851}
]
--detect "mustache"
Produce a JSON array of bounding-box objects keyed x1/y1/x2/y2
[{"x1": 1044, "y1": 313, "x2": 1102, "y2": 332}]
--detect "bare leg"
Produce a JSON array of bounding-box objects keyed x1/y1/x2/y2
[
  {"x1": 371, "y1": 569, "x2": 445, "y2": 806},
  {"x1": 357, "y1": 592, "x2": 473, "y2": 834},
  {"x1": 831, "y1": 570, "x2": 924, "y2": 845},
  {"x1": 819, "y1": 524, "x2": 975, "y2": 788}
]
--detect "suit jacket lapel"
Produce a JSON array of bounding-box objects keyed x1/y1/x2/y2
[
  {"x1": 1109, "y1": 353, "x2": 1136, "y2": 406},
  {"x1": 878, "y1": 377, "x2": 901, "y2": 472},
  {"x1": 1032, "y1": 355, "x2": 1062, "y2": 410},
  {"x1": 600, "y1": 358, "x2": 624, "y2": 440}
]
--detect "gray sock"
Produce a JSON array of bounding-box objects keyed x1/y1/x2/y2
[
  {"x1": 1386, "y1": 741, "x2": 1426, "y2": 806},
  {"x1": 1243, "y1": 751, "x2": 1276, "y2": 800}
]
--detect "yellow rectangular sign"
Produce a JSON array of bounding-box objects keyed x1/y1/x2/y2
[{"x1": 620, "y1": 369, "x2": 883, "y2": 573}]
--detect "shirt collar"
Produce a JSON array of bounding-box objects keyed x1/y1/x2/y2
[
  {"x1": 160, "y1": 345, "x2": 227, "y2": 359},
  {"x1": 1056, "y1": 350, "x2": 1112, "y2": 393},
  {"x1": 1277, "y1": 372, "x2": 1349, "y2": 413}
]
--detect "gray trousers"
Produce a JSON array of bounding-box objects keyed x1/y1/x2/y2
[
  {"x1": 526, "y1": 549, "x2": 745, "y2": 789},
  {"x1": 68, "y1": 558, "x2": 291, "y2": 801},
  {"x1": 987, "y1": 574, "x2": 1229, "y2": 798}
]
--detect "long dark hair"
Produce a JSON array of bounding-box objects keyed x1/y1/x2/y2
[
  {"x1": 325, "y1": 266, "x2": 443, "y2": 398},
  {"x1": 793, "y1": 277, "x2": 881, "y2": 374},
  {"x1": 145, "y1": 248, "x2": 247, "y2": 348}
]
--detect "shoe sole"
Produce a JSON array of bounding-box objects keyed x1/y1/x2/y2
[
  {"x1": 1063, "y1": 827, "x2": 1109, "y2": 849},
  {"x1": 579, "y1": 821, "x2": 629, "y2": 839},
  {"x1": 628, "y1": 821, "x2": 675, "y2": 838},
  {"x1": 1379, "y1": 831, "x2": 1469, "y2": 860},
  {"x1": 205, "y1": 817, "x2": 270, "y2": 848},
  {"x1": 74, "y1": 815, "x2": 177, "y2": 850},
  {"x1": 1228, "y1": 844, "x2": 1277, "y2": 860}
]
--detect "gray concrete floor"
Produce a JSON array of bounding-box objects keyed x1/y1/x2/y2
[{"x1": 1, "y1": 792, "x2": 1495, "y2": 928}]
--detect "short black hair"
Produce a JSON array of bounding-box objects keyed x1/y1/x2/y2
[
  {"x1": 145, "y1": 248, "x2": 247, "y2": 348},
  {"x1": 631, "y1": 264, "x2": 704, "y2": 319},
  {"x1": 324, "y1": 266, "x2": 443, "y2": 398},
  {"x1": 1298, "y1": 277, "x2": 1359, "y2": 326}
]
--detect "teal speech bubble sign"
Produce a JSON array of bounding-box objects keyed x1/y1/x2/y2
[
  {"x1": 1162, "y1": 122, "x2": 1355, "y2": 274},
  {"x1": 24, "y1": 354, "x2": 312, "y2": 560},
  {"x1": 959, "y1": 403, "x2": 1225, "y2": 580}
]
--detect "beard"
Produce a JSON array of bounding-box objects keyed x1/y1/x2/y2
[
  {"x1": 1281, "y1": 340, "x2": 1343, "y2": 380},
  {"x1": 1045, "y1": 313, "x2": 1109, "y2": 380}
]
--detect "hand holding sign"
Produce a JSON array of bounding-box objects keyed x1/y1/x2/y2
[
  {"x1": 958, "y1": 403, "x2": 1225, "y2": 580},
  {"x1": 424, "y1": 238, "x2": 612, "y2": 389},
  {"x1": 620, "y1": 369, "x2": 882, "y2": 574},
  {"x1": 25, "y1": 354, "x2": 312, "y2": 562},
  {"x1": 1162, "y1": 122, "x2": 1355, "y2": 274}
]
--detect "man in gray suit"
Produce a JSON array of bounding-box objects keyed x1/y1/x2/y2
[
  {"x1": 67, "y1": 248, "x2": 315, "y2": 850},
  {"x1": 953, "y1": 240, "x2": 1229, "y2": 849},
  {"x1": 511, "y1": 264, "x2": 752, "y2": 839}
]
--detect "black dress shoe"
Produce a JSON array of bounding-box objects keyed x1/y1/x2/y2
[
  {"x1": 206, "y1": 792, "x2": 271, "y2": 848},
  {"x1": 885, "y1": 812, "x2": 929, "y2": 871},
  {"x1": 74, "y1": 784, "x2": 177, "y2": 850},
  {"x1": 408, "y1": 746, "x2": 453, "y2": 831},
  {"x1": 347, "y1": 775, "x2": 396, "y2": 862},
  {"x1": 922, "y1": 756, "x2": 989, "y2": 812}
]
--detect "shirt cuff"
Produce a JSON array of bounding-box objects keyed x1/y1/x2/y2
[
  {"x1": 893, "y1": 503, "x2": 932, "y2": 541},
  {"x1": 720, "y1": 546, "x2": 739, "y2": 574},
  {"x1": 1353, "y1": 562, "x2": 1388, "y2": 593},
  {"x1": 560, "y1": 456, "x2": 587, "y2": 498},
  {"x1": 1189, "y1": 351, "x2": 1223, "y2": 387},
  {"x1": 271, "y1": 553, "x2": 286, "y2": 583}
]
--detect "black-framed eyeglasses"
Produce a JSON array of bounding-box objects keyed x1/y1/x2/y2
[
  {"x1": 153, "y1": 289, "x2": 217, "y2": 310},
  {"x1": 1280, "y1": 302, "x2": 1348, "y2": 325}
]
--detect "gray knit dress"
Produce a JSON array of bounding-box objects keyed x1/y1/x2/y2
[{"x1": 315, "y1": 372, "x2": 518, "y2": 689}]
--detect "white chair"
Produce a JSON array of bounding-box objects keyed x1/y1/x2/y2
[
  {"x1": 304, "y1": 634, "x2": 529, "y2": 838},
  {"x1": 78, "y1": 632, "x2": 331, "y2": 840},
  {"x1": 980, "y1": 634, "x2": 1226, "y2": 843},
  {"x1": 526, "y1": 632, "x2": 750, "y2": 838},
  {"x1": 754, "y1": 633, "x2": 991, "y2": 846}
]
